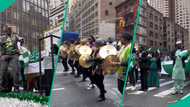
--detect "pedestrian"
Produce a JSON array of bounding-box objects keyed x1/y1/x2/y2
[
  {"x1": 148, "y1": 52, "x2": 160, "y2": 88},
  {"x1": 172, "y1": 41, "x2": 186, "y2": 95}
]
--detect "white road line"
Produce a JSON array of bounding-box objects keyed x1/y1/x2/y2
[
  {"x1": 126, "y1": 79, "x2": 166, "y2": 90},
  {"x1": 148, "y1": 80, "x2": 174, "y2": 91},
  {"x1": 154, "y1": 81, "x2": 190, "y2": 98},
  {"x1": 154, "y1": 87, "x2": 174, "y2": 98},
  {"x1": 53, "y1": 88, "x2": 65, "y2": 91}
]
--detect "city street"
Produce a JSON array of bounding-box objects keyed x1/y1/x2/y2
[{"x1": 51, "y1": 63, "x2": 190, "y2": 107}]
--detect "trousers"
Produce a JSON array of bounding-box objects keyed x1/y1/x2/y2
[{"x1": 0, "y1": 55, "x2": 20, "y2": 90}]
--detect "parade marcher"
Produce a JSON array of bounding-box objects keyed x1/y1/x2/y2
[
  {"x1": 73, "y1": 41, "x2": 82, "y2": 78},
  {"x1": 0, "y1": 25, "x2": 21, "y2": 92},
  {"x1": 172, "y1": 41, "x2": 186, "y2": 95},
  {"x1": 60, "y1": 41, "x2": 69, "y2": 72},
  {"x1": 91, "y1": 40, "x2": 106, "y2": 102},
  {"x1": 110, "y1": 32, "x2": 133, "y2": 94},
  {"x1": 148, "y1": 52, "x2": 160, "y2": 88},
  {"x1": 68, "y1": 41, "x2": 76, "y2": 75},
  {"x1": 139, "y1": 50, "x2": 150, "y2": 91}
]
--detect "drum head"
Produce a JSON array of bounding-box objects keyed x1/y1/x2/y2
[
  {"x1": 99, "y1": 45, "x2": 117, "y2": 59},
  {"x1": 79, "y1": 45, "x2": 92, "y2": 55}
]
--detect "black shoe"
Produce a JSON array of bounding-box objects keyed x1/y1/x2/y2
[{"x1": 97, "y1": 97, "x2": 106, "y2": 102}]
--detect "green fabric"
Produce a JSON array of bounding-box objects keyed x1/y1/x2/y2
[
  {"x1": 172, "y1": 50, "x2": 186, "y2": 80},
  {"x1": 148, "y1": 58, "x2": 160, "y2": 87}
]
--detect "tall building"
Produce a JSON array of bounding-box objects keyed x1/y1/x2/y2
[
  {"x1": 148, "y1": 0, "x2": 171, "y2": 17},
  {"x1": 44, "y1": 0, "x2": 65, "y2": 52},
  {"x1": 0, "y1": 0, "x2": 49, "y2": 50},
  {"x1": 163, "y1": 17, "x2": 188, "y2": 52},
  {"x1": 116, "y1": 0, "x2": 188, "y2": 52},
  {"x1": 70, "y1": 0, "x2": 124, "y2": 39},
  {"x1": 149, "y1": 0, "x2": 190, "y2": 49}
]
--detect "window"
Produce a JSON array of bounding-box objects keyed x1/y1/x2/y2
[
  {"x1": 105, "y1": 10, "x2": 109, "y2": 16},
  {"x1": 109, "y1": 2, "x2": 112, "y2": 6},
  {"x1": 150, "y1": 22, "x2": 153, "y2": 28}
]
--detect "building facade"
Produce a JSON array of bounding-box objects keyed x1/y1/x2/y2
[
  {"x1": 70, "y1": 0, "x2": 124, "y2": 39},
  {"x1": 116, "y1": 0, "x2": 156, "y2": 48},
  {"x1": 0, "y1": 0, "x2": 49, "y2": 50},
  {"x1": 149, "y1": 0, "x2": 190, "y2": 49},
  {"x1": 116, "y1": 0, "x2": 188, "y2": 52}
]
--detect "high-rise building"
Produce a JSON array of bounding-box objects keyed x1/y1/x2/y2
[
  {"x1": 69, "y1": 0, "x2": 124, "y2": 39},
  {"x1": 149, "y1": 0, "x2": 190, "y2": 49},
  {"x1": 44, "y1": 0, "x2": 65, "y2": 52},
  {"x1": 116, "y1": 0, "x2": 188, "y2": 52},
  {"x1": 148, "y1": 0, "x2": 171, "y2": 17},
  {"x1": 0, "y1": 0, "x2": 49, "y2": 50}
]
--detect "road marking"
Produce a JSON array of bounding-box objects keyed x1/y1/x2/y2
[
  {"x1": 148, "y1": 80, "x2": 174, "y2": 91},
  {"x1": 53, "y1": 88, "x2": 65, "y2": 91},
  {"x1": 126, "y1": 79, "x2": 166, "y2": 90},
  {"x1": 128, "y1": 91, "x2": 145, "y2": 95},
  {"x1": 154, "y1": 87, "x2": 174, "y2": 98}
]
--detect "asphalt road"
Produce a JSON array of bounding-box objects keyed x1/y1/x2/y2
[{"x1": 51, "y1": 63, "x2": 190, "y2": 107}]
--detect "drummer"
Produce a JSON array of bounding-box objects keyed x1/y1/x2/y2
[
  {"x1": 110, "y1": 32, "x2": 133, "y2": 94},
  {"x1": 91, "y1": 40, "x2": 107, "y2": 102}
]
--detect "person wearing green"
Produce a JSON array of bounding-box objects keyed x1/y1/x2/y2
[
  {"x1": 148, "y1": 52, "x2": 160, "y2": 88},
  {"x1": 111, "y1": 32, "x2": 133, "y2": 94},
  {"x1": 172, "y1": 41, "x2": 186, "y2": 94},
  {"x1": 0, "y1": 25, "x2": 21, "y2": 92}
]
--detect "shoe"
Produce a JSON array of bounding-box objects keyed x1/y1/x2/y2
[
  {"x1": 87, "y1": 84, "x2": 95, "y2": 90},
  {"x1": 97, "y1": 97, "x2": 106, "y2": 102}
]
